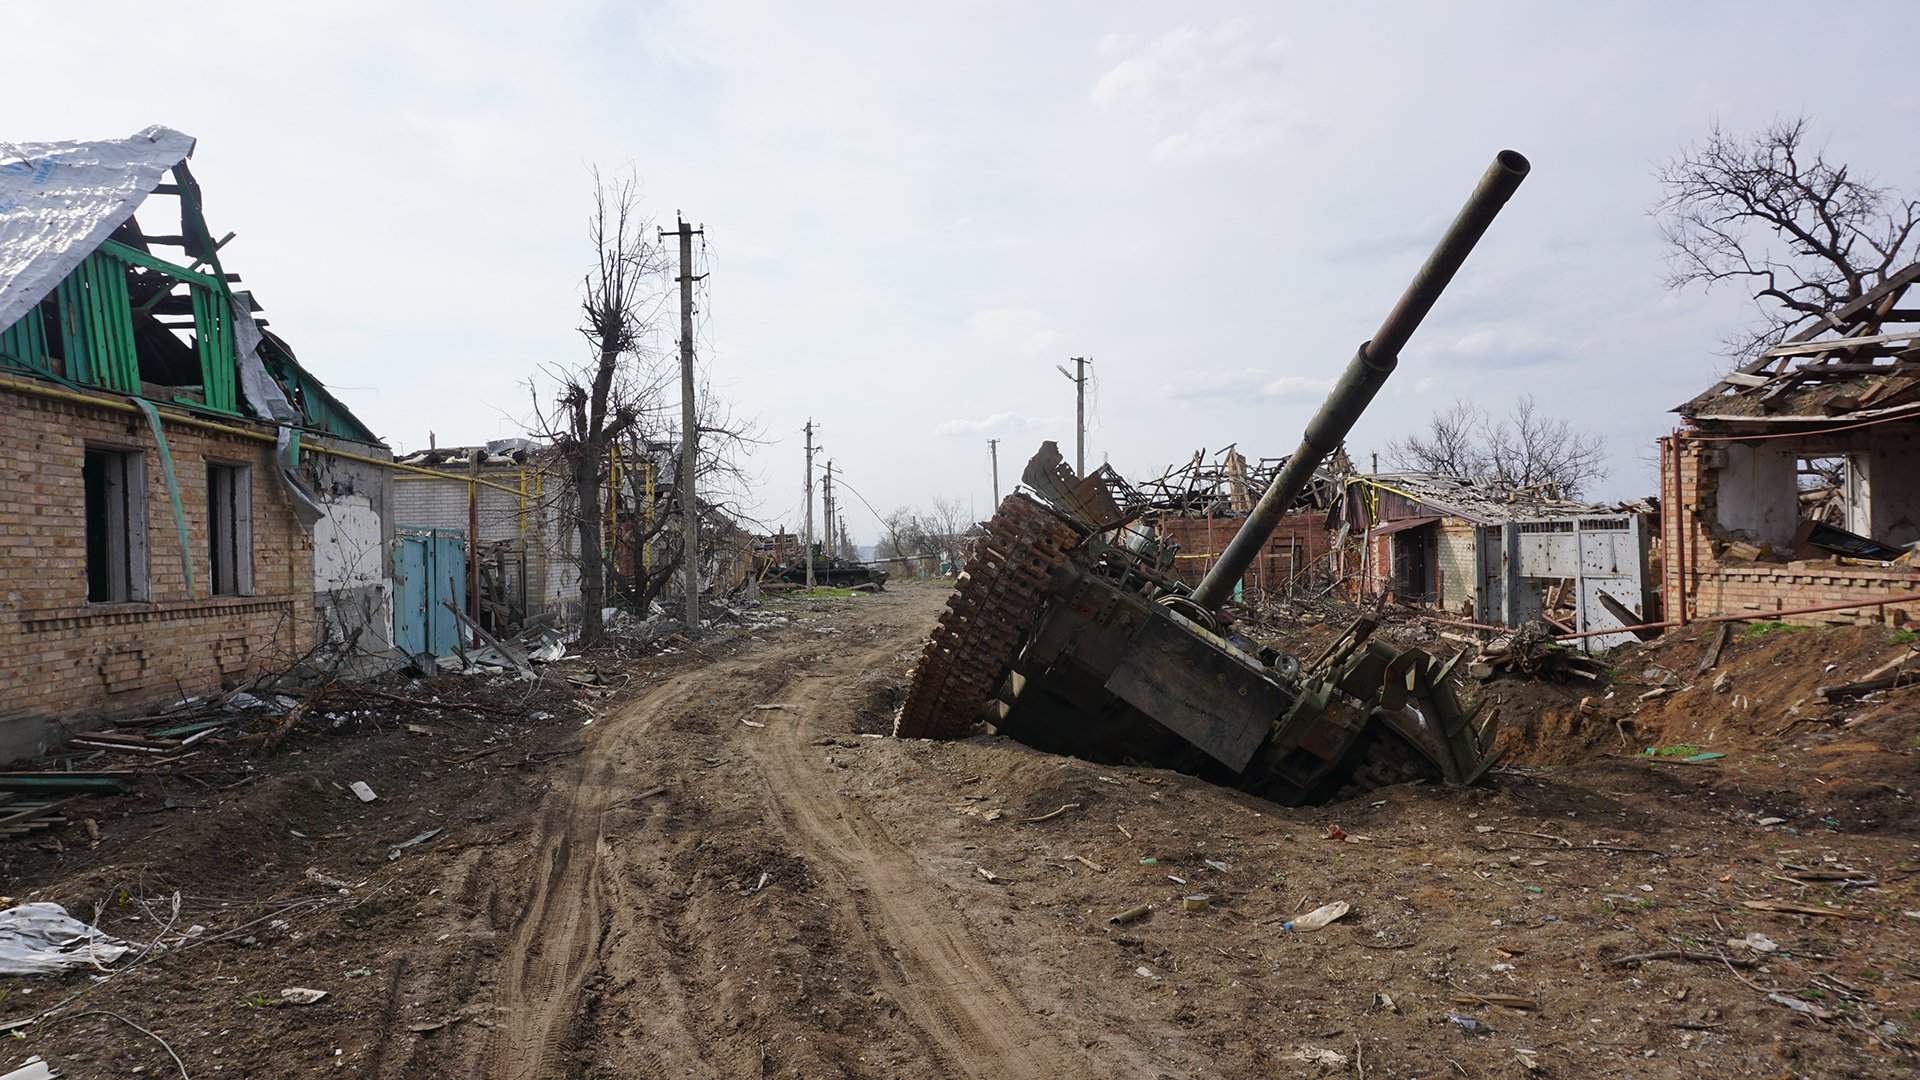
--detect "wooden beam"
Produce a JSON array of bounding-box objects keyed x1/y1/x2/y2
[
  {"x1": 1762, "y1": 329, "x2": 1920, "y2": 358},
  {"x1": 1779, "y1": 263, "x2": 1920, "y2": 346}
]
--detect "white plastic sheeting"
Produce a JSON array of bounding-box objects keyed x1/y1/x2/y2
[
  {"x1": 0, "y1": 902, "x2": 131, "y2": 975},
  {"x1": 0, "y1": 126, "x2": 195, "y2": 333},
  {"x1": 231, "y1": 289, "x2": 297, "y2": 424}
]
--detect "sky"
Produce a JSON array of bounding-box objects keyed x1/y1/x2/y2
[{"x1": 11, "y1": 1, "x2": 1920, "y2": 544}]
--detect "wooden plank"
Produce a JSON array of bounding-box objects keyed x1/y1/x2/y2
[
  {"x1": 0, "y1": 798, "x2": 72, "y2": 829},
  {"x1": 1762, "y1": 329, "x2": 1920, "y2": 359},
  {"x1": 1719, "y1": 371, "x2": 1774, "y2": 387},
  {"x1": 1693, "y1": 623, "x2": 1731, "y2": 677},
  {"x1": 1779, "y1": 264, "x2": 1920, "y2": 346}
]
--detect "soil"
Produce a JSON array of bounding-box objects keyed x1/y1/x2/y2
[{"x1": 3, "y1": 583, "x2": 1917, "y2": 1078}]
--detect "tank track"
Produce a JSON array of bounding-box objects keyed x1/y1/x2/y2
[{"x1": 896, "y1": 494, "x2": 1079, "y2": 739}]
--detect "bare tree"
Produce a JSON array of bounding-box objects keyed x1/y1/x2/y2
[
  {"x1": 611, "y1": 380, "x2": 759, "y2": 612},
  {"x1": 1387, "y1": 395, "x2": 1606, "y2": 498},
  {"x1": 922, "y1": 496, "x2": 975, "y2": 565},
  {"x1": 1655, "y1": 117, "x2": 1920, "y2": 359},
  {"x1": 531, "y1": 171, "x2": 667, "y2": 642},
  {"x1": 1385, "y1": 400, "x2": 1481, "y2": 482}
]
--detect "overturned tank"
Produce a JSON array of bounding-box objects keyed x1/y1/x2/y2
[{"x1": 897, "y1": 151, "x2": 1531, "y2": 804}]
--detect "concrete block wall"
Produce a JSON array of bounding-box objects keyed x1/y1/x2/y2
[
  {"x1": 0, "y1": 387, "x2": 313, "y2": 758},
  {"x1": 304, "y1": 439, "x2": 399, "y2": 662},
  {"x1": 1435, "y1": 519, "x2": 1479, "y2": 615},
  {"x1": 391, "y1": 468, "x2": 582, "y2": 620}
]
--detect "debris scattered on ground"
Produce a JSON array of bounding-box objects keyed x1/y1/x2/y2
[
  {"x1": 386, "y1": 827, "x2": 445, "y2": 861},
  {"x1": 279, "y1": 987, "x2": 328, "y2": 1006},
  {"x1": 1284, "y1": 900, "x2": 1350, "y2": 932},
  {"x1": 1470, "y1": 623, "x2": 1606, "y2": 682},
  {"x1": 0, "y1": 1055, "x2": 58, "y2": 1080},
  {"x1": 0, "y1": 902, "x2": 131, "y2": 974},
  {"x1": 1281, "y1": 1046, "x2": 1349, "y2": 1067}
]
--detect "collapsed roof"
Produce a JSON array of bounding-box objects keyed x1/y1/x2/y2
[
  {"x1": 1135, "y1": 446, "x2": 1347, "y2": 517},
  {"x1": 0, "y1": 126, "x2": 379, "y2": 443},
  {"x1": 1678, "y1": 262, "x2": 1920, "y2": 425},
  {"x1": 1346, "y1": 472, "x2": 1650, "y2": 526}
]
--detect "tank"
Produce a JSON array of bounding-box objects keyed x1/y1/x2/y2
[{"x1": 896, "y1": 151, "x2": 1531, "y2": 805}]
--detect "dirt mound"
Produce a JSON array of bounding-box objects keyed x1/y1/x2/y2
[{"x1": 1481, "y1": 621, "x2": 1918, "y2": 763}]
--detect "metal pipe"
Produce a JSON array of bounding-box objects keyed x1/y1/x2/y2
[
  {"x1": 1193, "y1": 149, "x2": 1531, "y2": 610},
  {"x1": 1433, "y1": 589, "x2": 1920, "y2": 643},
  {"x1": 1670, "y1": 432, "x2": 1690, "y2": 626}
]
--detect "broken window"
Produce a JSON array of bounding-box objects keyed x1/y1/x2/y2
[
  {"x1": 1796, "y1": 455, "x2": 1850, "y2": 527},
  {"x1": 207, "y1": 462, "x2": 252, "y2": 596},
  {"x1": 84, "y1": 448, "x2": 148, "y2": 603}
]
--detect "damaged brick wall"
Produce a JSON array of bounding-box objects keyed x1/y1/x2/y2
[
  {"x1": 0, "y1": 388, "x2": 313, "y2": 747},
  {"x1": 1150, "y1": 509, "x2": 1332, "y2": 596},
  {"x1": 1664, "y1": 435, "x2": 1918, "y2": 627}
]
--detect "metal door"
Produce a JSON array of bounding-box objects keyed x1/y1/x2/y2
[{"x1": 392, "y1": 528, "x2": 468, "y2": 656}]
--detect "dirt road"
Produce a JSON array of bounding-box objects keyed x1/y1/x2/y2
[
  {"x1": 451, "y1": 585, "x2": 1114, "y2": 1079},
  {"x1": 10, "y1": 584, "x2": 1917, "y2": 1078}
]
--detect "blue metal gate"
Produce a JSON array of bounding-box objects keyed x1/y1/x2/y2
[{"x1": 393, "y1": 528, "x2": 468, "y2": 657}]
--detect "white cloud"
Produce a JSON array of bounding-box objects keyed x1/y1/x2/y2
[
  {"x1": 1090, "y1": 21, "x2": 1294, "y2": 163},
  {"x1": 1260, "y1": 374, "x2": 1333, "y2": 399},
  {"x1": 1431, "y1": 324, "x2": 1565, "y2": 370},
  {"x1": 932, "y1": 412, "x2": 1060, "y2": 437},
  {"x1": 968, "y1": 307, "x2": 1062, "y2": 357},
  {"x1": 1162, "y1": 368, "x2": 1331, "y2": 402}
]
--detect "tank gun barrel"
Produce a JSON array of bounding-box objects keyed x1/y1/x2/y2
[{"x1": 1190, "y1": 150, "x2": 1531, "y2": 611}]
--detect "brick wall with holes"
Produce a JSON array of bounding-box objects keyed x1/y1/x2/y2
[
  {"x1": 0, "y1": 386, "x2": 314, "y2": 740},
  {"x1": 1662, "y1": 436, "x2": 1917, "y2": 627},
  {"x1": 1148, "y1": 509, "x2": 1333, "y2": 597}
]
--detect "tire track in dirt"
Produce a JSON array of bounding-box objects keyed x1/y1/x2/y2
[
  {"x1": 477, "y1": 597, "x2": 1107, "y2": 1078},
  {"x1": 740, "y1": 633, "x2": 1091, "y2": 1080},
  {"x1": 480, "y1": 664, "x2": 715, "y2": 1080}
]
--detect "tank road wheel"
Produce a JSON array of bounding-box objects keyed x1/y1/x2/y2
[
  {"x1": 1334, "y1": 729, "x2": 1439, "y2": 801},
  {"x1": 896, "y1": 495, "x2": 1078, "y2": 739}
]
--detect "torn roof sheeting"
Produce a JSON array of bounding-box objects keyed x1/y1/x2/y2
[{"x1": 0, "y1": 125, "x2": 195, "y2": 333}]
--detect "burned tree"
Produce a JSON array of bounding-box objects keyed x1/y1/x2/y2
[
  {"x1": 532, "y1": 172, "x2": 667, "y2": 641},
  {"x1": 1389, "y1": 395, "x2": 1605, "y2": 498},
  {"x1": 1656, "y1": 117, "x2": 1920, "y2": 359}
]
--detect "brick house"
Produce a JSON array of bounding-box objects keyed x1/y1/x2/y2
[
  {"x1": 1664, "y1": 264, "x2": 1920, "y2": 627},
  {"x1": 1338, "y1": 473, "x2": 1657, "y2": 648},
  {"x1": 0, "y1": 127, "x2": 392, "y2": 757},
  {"x1": 1135, "y1": 447, "x2": 1342, "y2": 603}
]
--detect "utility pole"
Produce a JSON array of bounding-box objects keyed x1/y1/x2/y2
[
  {"x1": 987, "y1": 438, "x2": 1000, "y2": 506},
  {"x1": 1056, "y1": 357, "x2": 1090, "y2": 476},
  {"x1": 803, "y1": 420, "x2": 817, "y2": 588},
  {"x1": 660, "y1": 213, "x2": 705, "y2": 632},
  {"x1": 467, "y1": 448, "x2": 482, "y2": 624},
  {"x1": 822, "y1": 460, "x2": 836, "y2": 560}
]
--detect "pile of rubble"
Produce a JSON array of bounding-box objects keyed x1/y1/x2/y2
[{"x1": 1466, "y1": 622, "x2": 1606, "y2": 682}]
